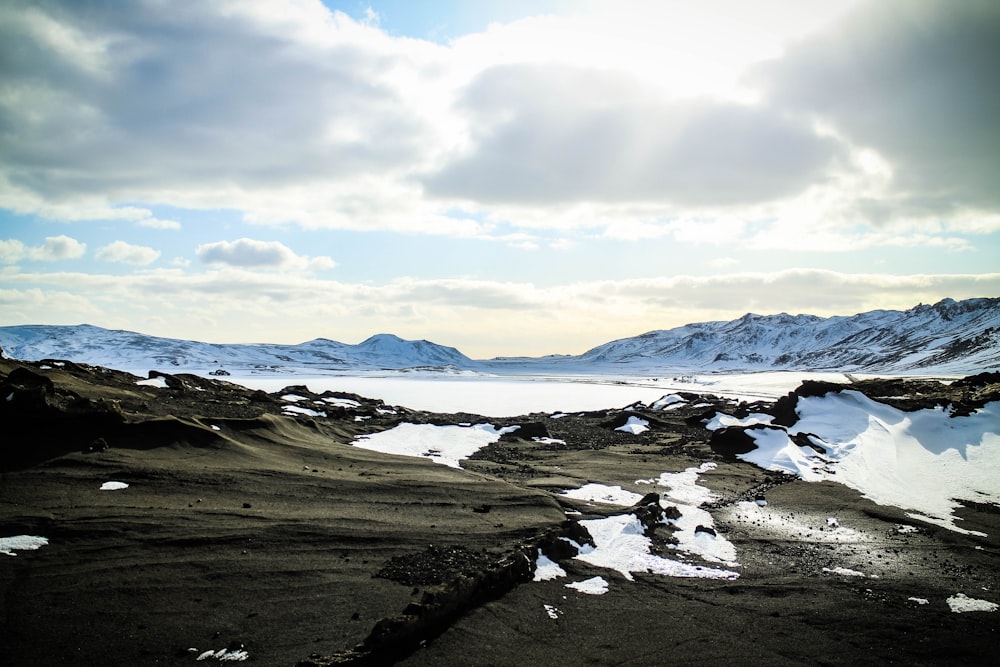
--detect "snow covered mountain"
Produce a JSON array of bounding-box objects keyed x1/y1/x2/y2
[
  {"x1": 0, "y1": 326, "x2": 472, "y2": 373},
  {"x1": 569, "y1": 297, "x2": 1000, "y2": 374},
  {"x1": 0, "y1": 297, "x2": 997, "y2": 375}
]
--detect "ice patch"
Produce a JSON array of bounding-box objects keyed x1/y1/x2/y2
[
  {"x1": 616, "y1": 416, "x2": 649, "y2": 435},
  {"x1": 565, "y1": 576, "x2": 609, "y2": 595},
  {"x1": 946, "y1": 593, "x2": 998, "y2": 613},
  {"x1": 352, "y1": 422, "x2": 508, "y2": 469},
  {"x1": 100, "y1": 481, "x2": 129, "y2": 491},
  {"x1": 0, "y1": 535, "x2": 48, "y2": 556}
]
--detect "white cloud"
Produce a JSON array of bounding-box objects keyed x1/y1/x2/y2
[
  {"x1": 0, "y1": 240, "x2": 27, "y2": 264},
  {"x1": 33, "y1": 235, "x2": 87, "y2": 261},
  {"x1": 753, "y1": 0, "x2": 1000, "y2": 219},
  {"x1": 95, "y1": 241, "x2": 160, "y2": 265},
  {"x1": 0, "y1": 0, "x2": 993, "y2": 255},
  {"x1": 1, "y1": 235, "x2": 87, "y2": 263},
  {"x1": 196, "y1": 238, "x2": 334, "y2": 271},
  {"x1": 137, "y1": 217, "x2": 182, "y2": 230}
]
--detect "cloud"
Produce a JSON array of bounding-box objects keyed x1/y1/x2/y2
[
  {"x1": 0, "y1": 0, "x2": 440, "y2": 213},
  {"x1": 34, "y1": 235, "x2": 87, "y2": 261},
  {"x1": 0, "y1": 0, "x2": 997, "y2": 255},
  {"x1": 424, "y1": 64, "x2": 843, "y2": 207},
  {"x1": 0, "y1": 240, "x2": 26, "y2": 264},
  {"x1": 95, "y1": 240, "x2": 160, "y2": 265},
  {"x1": 137, "y1": 217, "x2": 181, "y2": 230},
  {"x1": 752, "y1": 0, "x2": 1000, "y2": 218},
  {"x1": 196, "y1": 238, "x2": 334, "y2": 271},
  {"x1": 1, "y1": 235, "x2": 87, "y2": 263}
]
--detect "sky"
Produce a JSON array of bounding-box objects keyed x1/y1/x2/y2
[{"x1": 1, "y1": 0, "x2": 999, "y2": 358}]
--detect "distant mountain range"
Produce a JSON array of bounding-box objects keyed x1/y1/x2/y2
[{"x1": 1, "y1": 297, "x2": 997, "y2": 375}]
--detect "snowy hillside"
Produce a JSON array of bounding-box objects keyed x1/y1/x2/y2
[
  {"x1": 570, "y1": 297, "x2": 1000, "y2": 374},
  {"x1": 0, "y1": 297, "x2": 997, "y2": 375},
  {"x1": 0, "y1": 325, "x2": 471, "y2": 373}
]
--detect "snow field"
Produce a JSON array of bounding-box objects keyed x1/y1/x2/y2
[
  {"x1": 736, "y1": 394, "x2": 999, "y2": 535},
  {"x1": 351, "y1": 422, "x2": 519, "y2": 469}
]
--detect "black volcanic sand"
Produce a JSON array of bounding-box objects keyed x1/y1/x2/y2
[{"x1": 1, "y1": 360, "x2": 998, "y2": 666}]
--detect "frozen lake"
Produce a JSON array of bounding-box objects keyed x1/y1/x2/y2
[{"x1": 231, "y1": 371, "x2": 857, "y2": 416}]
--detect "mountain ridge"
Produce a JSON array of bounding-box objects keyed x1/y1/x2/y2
[{"x1": 1, "y1": 297, "x2": 997, "y2": 375}]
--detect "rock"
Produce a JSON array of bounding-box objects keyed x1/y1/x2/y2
[
  {"x1": 148, "y1": 370, "x2": 186, "y2": 390},
  {"x1": 629, "y1": 493, "x2": 665, "y2": 536},
  {"x1": 708, "y1": 426, "x2": 759, "y2": 457},
  {"x1": 499, "y1": 421, "x2": 549, "y2": 441}
]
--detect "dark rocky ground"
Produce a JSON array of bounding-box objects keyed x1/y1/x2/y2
[{"x1": 1, "y1": 358, "x2": 997, "y2": 666}]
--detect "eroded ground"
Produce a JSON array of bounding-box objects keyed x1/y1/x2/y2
[{"x1": 1, "y1": 359, "x2": 997, "y2": 665}]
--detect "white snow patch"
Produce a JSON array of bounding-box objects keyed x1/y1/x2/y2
[
  {"x1": 636, "y1": 463, "x2": 737, "y2": 565},
  {"x1": 565, "y1": 576, "x2": 609, "y2": 595},
  {"x1": 100, "y1": 481, "x2": 129, "y2": 491},
  {"x1": 823, "y1": 566, "x2": 866, "y2": 577},
  {"x1": 705, "y1": 412, "x2": 773, "y2": 431},
  {"x1": 352, "y1": 422, "x2": 507, "y2": 468},
  {"x1": 946, "y1": 593, "x2": 998, "y2": 613},
  {"x1": 533, "y1": 551, "x2": 567, "y2": 581},
  {"x1": 908, "y1": 597, "x2": 930, "y2": 605},
  {"x1": 0, "y1": 535, "x2": 49, "y2": 556},
  {"x1": 195, "y1": 647, "x2": 250, "y2": 661},
  {"x1": 280, "y1": 393, "x2": 309, "y2": 402},
  {"x1": 136, "y1": 376, "x2": 169, "y2": 388},
  {"x1": 735, "y1": 393, "x2": 1000, "y2": 535},
  {"x1": 543, "y1": 604, "x2": 562, "y2": 619},
  {"x1": 322, "y1": 397, "x2": 362, "y2": 408},
  {"x1": 637, "y1": 462, "x2": 717, "y2": 506},
  {"x1": 533, "y1": 436, "x2": 566, "y2": 445},
  {"x1": 575, "y1": 514, "x2": 738, "y2": 581},
  {"x1": 282, "y1": 405, "x2": 326, "y2": 418},
  {"x1": 561, "y1": 484, "x2": 644, "y2": 507},
  {"x1": 651, "y1": 394, "x2": 686, "y2": 410},
  {"x1": 616, "y1": 416, "x2": 649, "y2": 435}
]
